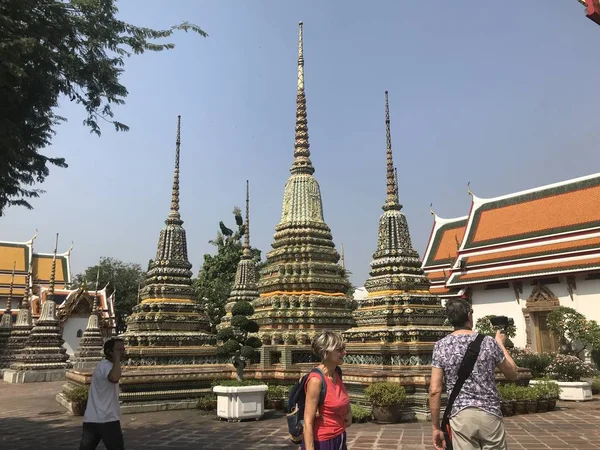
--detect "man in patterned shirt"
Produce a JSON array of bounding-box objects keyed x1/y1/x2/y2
[{"x1": 429, "y1": 299, "x2": 518, "y2": 450}]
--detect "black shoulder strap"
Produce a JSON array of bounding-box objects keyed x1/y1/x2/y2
[
  {"x1": 309, "y1": 368, "x2": 328, "y2": 406},
  {"x1": 441, "y1": 333, "x2": 485, "y2": 425}
]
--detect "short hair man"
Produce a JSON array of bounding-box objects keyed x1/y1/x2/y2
[
  {"x1": 79, "y1": 338, "x2": 126, "y2": 450},
  {"x1": 429, "y1": 299, "x2": 518, "y2": 450}
]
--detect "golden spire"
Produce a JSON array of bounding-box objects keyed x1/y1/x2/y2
[
  {"x1": 341, "y1": 243, "x2": 345, "y2": 270},
  {"x1": 47, "y1": 233, "x2": 59, "y2": 303},
  {"x1": 168, "y1": 115, "x2": 182, "y2": 223},
  {"x1": 21, "y1": 265, "x2": 32, "y2": 310},
  {"x1": 291, "y1": 21, "x2": 315, "y2": 175},
  {"x1": 383, "y1": 91, "x2": 401, "y2": 211},
  {"x1": 92, "y1": 266, "x2": 100, "y2": 314},
  {"x1": 243, "y1": 180, "x2": 252, "y2": 258},
  {"x1": 6, "y1": 261, "x2": 15, "y2": 311}
]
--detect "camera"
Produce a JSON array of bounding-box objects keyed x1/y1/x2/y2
[{"x1": 489, "y1": 315, "x2": 514, "y2": 330}]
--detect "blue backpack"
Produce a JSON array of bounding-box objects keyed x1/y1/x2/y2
[{"x1": 286, "y1": 366, "x2": 342, "y2": 444}]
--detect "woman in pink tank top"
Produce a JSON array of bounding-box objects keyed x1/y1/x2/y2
[{"x1": 302, "y1": 331, "x2": 351, "y2": 450}]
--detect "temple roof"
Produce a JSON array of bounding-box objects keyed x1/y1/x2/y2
[
  {"x1": 461, "y1": 172, "x2": 600, "y2": 251},
  {"x1": 425, "y1": 172, "x2": 600, "y2": 289},
  {"x1": 0, "y1": 235, "x2": 71, "y2": 296},
  {"x1": 422, "y1": 215, "x2": 468, "y2": 268}
]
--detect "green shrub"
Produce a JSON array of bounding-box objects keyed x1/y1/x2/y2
[
  {"x1": 592, "y1": 378, "x2": 600, "y2": 395},
  {"x1": 266, "y1": 385, "x2": 287, "y2": 402},
  {"x1": 547, "y1": 354, "x2": 593, "y2": 382},
  {"x1": 521, "y1": 386, "x2": 538, "y2": 401},
  {"x1": 244, "y1": 320, "x2": 260, "y2": 333},
  {"x1": 196, "y1": 394, "x2": 216, "y2": 411},
  {"x1": 231, "y1": 315, "x2": 249, "y2": 329},
  {"x1": 513, "y1": 351, "x2": 554, "y2": 379},
  {"x1": 497, "y1": 383, "x2": 516, "y2": 402},
  {"x1": 591, "y1": 350, "x2": 600, "y2": 370},
  {"x1": 216, "y1": 328, "x2": 235, "y2": 342},
  {"x1": 351, "y1": 403, "x2": 371, "y2": 422},
  {"x1": 240, "y1": 345, "x2": 257, "y2": 359},
  {"x1": 364, "y1": 382, "x2": 406, "y2": 407},
  {"x1": 64, "y1": 386, "x2": 88, "y2": 403},
  {"x1": 246, "y1": 336, "x2": 262, "y2": 349},
  {"x1": 216, "y1": 339, "x2": 240, "y2": 356},
  {"x1": 532, "y1": 379, "x2": 561, "y2": 400},
  {"x1": 232, "y1": 301, "x2": 254, "y2": 316}
]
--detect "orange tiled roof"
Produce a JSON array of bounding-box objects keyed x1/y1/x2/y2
[
  {"x1": 430, "y1": 285, "x2": 451, "y2": 294},
  {"x1": 423, "y1": 218, "x2": 468, "y2": 267},
  {"x1": 464, "y1": 235, "x2": 600, "y2": 266},
  {"x1": 448, "y1": 254, "x2": 600, "y2": 285},
  {"x1": 464, "y1": 175, "x2": 600, "y2": 250},
  {"x1": 427, "y1": 269, "x2": 448, "y2": 282}
]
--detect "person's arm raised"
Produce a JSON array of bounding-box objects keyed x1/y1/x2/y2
[
  {"x1": 495, "y1": 330, "x2": 518, "y2": 382},
  {"x1": 107, "y1": 348, "x2": 122, "y2": 384}
]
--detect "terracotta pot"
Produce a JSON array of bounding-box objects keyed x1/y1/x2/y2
[
  {"x1": 500, "y1": 402, "x2": 514, "y2": 417},
  {"x1": 537, "y1": 399, "x2": 548, "y2": 413},
  {"x1": 372, "y1": 404, "x2": 401, "y2": 424},
  {"x1": 525, "y1": 400, "x2": 538, "y2": 414},
  {"x1": 514, "y1": 401, "x2": 526, "y2": 415},
  {"x1": 547, "y1": 399, "x2": 557, "y2": 411},
  {"x1": 71, "y1": 402, "x2": 87, "y2": 416}
]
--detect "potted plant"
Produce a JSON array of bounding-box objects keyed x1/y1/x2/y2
[
  {"x1": 63, "y1": 386, "x2": 89, "y2": 416},
  {"x1": 592, "y1": 378, "x2": 600, "y2": 395},
  {"x1": 265, "y1": 385, "x2": 286, "y2": 410},
  {"x1": 511, "y1": 349, "x2": 554, "y2": 379},
  {"x1": 521, "y1": 385, "x2": 538, "y2": 414},
  {"x1": 534, "y1": 379, "x2": 560, "y2": 411},
  {"x1": 196, "y1": 393, "x2": 217, "y2": 412},
  {"x1": 533, "y1": 354, "x2": 593, "y2": 401},
  {"x1": 497, "y1": 383, "x2": 515, "y2": 417},
  {"x1": 512, "y1": 385, "x2": 527, "y2": 415},
  {"x1": 213, "y1": 301, "x2": 267, "y2": 421},
  {"x1": 533, "y1": 383, "x2": 549, "y2": 413},
  {"x1": 364, "y1": 382, "x2": 406, "y2": 423},
  {"x1": 350, "y1": 404, "x2": 372, "y2": 423}
]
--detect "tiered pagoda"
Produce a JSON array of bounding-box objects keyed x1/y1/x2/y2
[
  {"x1": 70, "y1": 288, "x2": 104, "y2": 370},
  {"x1": 219, "y1": 181, "x2": 259, "y2": 330},
  {"x1": 2, "y1": 270, "x2": 34, "y2": 375},
  {"x1": 254, "y1": 22, "x2": 354, "y2": 362},
  {"x1": 4, "y1": 234, "x2": 71, "y2": 383},
  {"x1": 121, "y1": 116, "x2": 216, "y2": 365},
  {"x1": 0, "y1": 264, "x2": 16, "y2": 371},
  {"x1": 342, "y1": 92, "x2": 449, "y2": 419}
]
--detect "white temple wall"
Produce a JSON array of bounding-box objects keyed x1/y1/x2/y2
[
  {"x1": 470, "y1": 275, "x2": 600, "y2": 350},
  {"x1": 62, "y1": 315, "x2": 88, "y2": 357},
  {"x1": 471, "y1": 286, "x2": 529, "y2": 348}
]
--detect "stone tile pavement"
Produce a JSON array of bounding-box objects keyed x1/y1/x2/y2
[{"x1": 2, "y1": 381, "x2": 600, "y2": 449}]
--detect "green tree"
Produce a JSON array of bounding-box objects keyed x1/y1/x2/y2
[
  {"x1": 216, "y1": 300, "x2": 261, "y2": 380},
  {"x1": 195, "y1": 207, "x2": 262, "y2": 333},
  {"x1": 0, "y1": 0, "x2": 206, "y2": 214},
  {"x1": 72, "y1": 257, "x2": 146, "y2": 333}
]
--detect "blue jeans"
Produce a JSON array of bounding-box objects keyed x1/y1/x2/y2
[{"x1": 79, "y1": 421, "x2": 125, "y2": 450}]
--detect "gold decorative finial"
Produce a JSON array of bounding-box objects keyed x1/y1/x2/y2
[
  {"x1": 92, "y1": 266, "x2": 100, "y2": 315},
  {"x1": 168, "y1": 115, "x2": 182, "y2": 220},
  {"x1": 430, "y1": 203, "x2": 436, "y2": 216},
  {"x1": 467, "y1": 181, "x2": 473, "y2": 196},
  {"x1": 47, "y1": 233, "x2": 59, "y2": 302},
  {"x1": 21, "y1": 262, "x2": 32, "y2": 310},
  {"x1": 383, "y1": 91, "x2": 401, "y2": 211},
  {"x1": 291, "y1": 21, "x2": 314, "y2": 175},
  {"x1": 6, "y1": 261, "x2": 16, "y2": 312},
  {"x1": 243, "y1": 180, "x2": 252, "y2": 257}
]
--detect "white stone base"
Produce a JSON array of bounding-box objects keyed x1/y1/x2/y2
[
  {"x1": 213, "y1": 385, "x2": 268, "y2": 421},
  {"x1": 3, "y1": 369, "x2": 66, "y2": 383},
  {"x1": 530, "y1": 380, "x2": 593, "y2": 401},
  {"x1": 71, "y1": 360, "x2": 101, "y2": 371}
]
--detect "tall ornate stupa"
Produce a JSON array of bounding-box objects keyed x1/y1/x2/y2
[
  {"x1": 254, "y1": 22, "x2": 354, "y2": 350},
  {"x1": 4, "y1": 234, "x2": 71, "y2": 383},
  {"x1": 121, "y1": 116, "x2": 215, "y2": 365},
  {"x1": 344, "y1": 91, "x2": 448, "y2": 350},
  {"x1": 342, "y1": 92, "x2": 449, "y2": 418},
  {"x1": 0, "y1": 263, "x2": 16, "y2": 370},
  {"x1": 71, "y1": 277, "x2": 104, "y2": 370},
  {"x1": 219, "y1": 181, "x2": 259, "y2": 330},
  {"x1": 2, "y1": 265, "x2": 34, "y2": 375}
]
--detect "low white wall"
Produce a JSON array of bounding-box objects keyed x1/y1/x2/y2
[{"x1": 62, "y1": 315, "x2": 89, "y2": 357}]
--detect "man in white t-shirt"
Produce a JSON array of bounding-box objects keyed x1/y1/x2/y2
[{"x1": 79, "y1": 338, "x2": 126, "y2": 450}]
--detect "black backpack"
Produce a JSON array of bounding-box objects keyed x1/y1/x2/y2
[{"x1": 286, "y1": 366, "x2": 342, "y2": 444}]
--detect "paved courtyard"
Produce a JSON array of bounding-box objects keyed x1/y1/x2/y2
[{"x1": 1, "y1": 381, "x2": 600, "y2": 449}]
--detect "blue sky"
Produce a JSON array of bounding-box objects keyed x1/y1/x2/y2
[{"x1": 3, "y1": 1, "x2": 600, "y2": 286}]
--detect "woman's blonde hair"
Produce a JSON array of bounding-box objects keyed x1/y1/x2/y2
[{"x1": 311, "y1": 330, "x2": 344, "y2": 362}]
